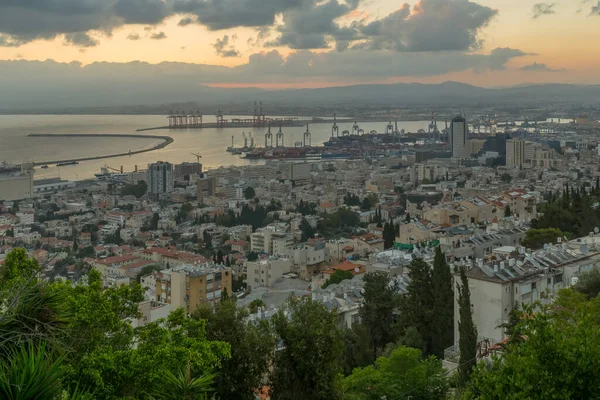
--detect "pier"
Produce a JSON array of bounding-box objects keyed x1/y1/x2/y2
[{"x1": 27, "y1": 133, "x2": 173, "y2": 166}]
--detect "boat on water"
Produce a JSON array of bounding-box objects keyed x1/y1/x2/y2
[
  {"x1": 56, "y1": 161, "x2": 79, "y2": 167},
  {"x1": 95, "y1": 166, "x2": 128, "y2": 181}
]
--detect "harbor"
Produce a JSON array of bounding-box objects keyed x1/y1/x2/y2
[{"x1": 26, "y1": 133, "x2": 173, "y2": 166}]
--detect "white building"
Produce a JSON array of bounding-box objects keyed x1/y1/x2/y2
[
  {"x1": 453, "y1": 241, "x2": 600, "y2": 345},
  {"x1": 246, "y1": 258, "x2": 292, "y2": 289},
  {"x1": 506, "y1": 138, "x2": 534, "y2": 168},
  {"x1": 16, "y1": 211, "x2": 34, "y2": 225},
  {"x1": 450, "y1": 116, "x2": 468, "y2": 158},
  {"x1": 147, "y1": 161, "x2": 174, "y2": 198},
  {"x1": 0, "y1": 163, "x2": 34, "y2": 201},
  {"x1": 251, "y1": 225, "x2": 294, "y2": 255}
]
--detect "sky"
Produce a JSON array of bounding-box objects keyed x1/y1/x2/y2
[{"x1": 0, "y1": 0, "x2": 599, "y2": 89}]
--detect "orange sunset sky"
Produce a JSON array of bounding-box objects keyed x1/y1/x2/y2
[{"x1": 0, "y1": 0, "x2": 599, "y2": 88}]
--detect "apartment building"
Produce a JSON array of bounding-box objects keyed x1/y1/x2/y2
[
  {"x1": 454, "y1": 239, "x2": 600, "y2": 345},
  {"x1": 246, "y1": 258, "x2": 293, "y2": 289},
  {"x1": 251, "y1": 225, "x2": 294, "y2": 255},
  {"x1": 155, "y1": 263, "x2": 233, "y2": 314}
]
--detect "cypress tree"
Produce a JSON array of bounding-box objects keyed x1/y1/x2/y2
[
  {"x1": 431, "y1": 247, "x2": 454, "y2": 359},
  {"x1": 401, "y1": 258, "x2": 434, "y2": 356},
  {"x1": 457, "y1": 266, "x2": 477, "y2": 387}
]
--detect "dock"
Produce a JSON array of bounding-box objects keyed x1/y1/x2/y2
[{"x1": 27, "y1": 133, "x2": 173, "y2": 166}]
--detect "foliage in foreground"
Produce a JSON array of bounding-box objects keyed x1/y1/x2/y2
[
  {"x1": 343, "y1": 346, "x2": 448, "y2": 400},
  {"x1": 465, "y1": 289, "x2": 600, "y2": 399}
]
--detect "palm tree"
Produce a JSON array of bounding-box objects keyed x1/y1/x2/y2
[
  {"x1": 0, "y1": 343, "x2": 92, "y2": 400},
  {"x1": 151, "y1": 358, "x2": 216, "y2": 400}
]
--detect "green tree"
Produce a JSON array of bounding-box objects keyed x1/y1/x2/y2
[
  {"x1": 521, "y1": 228, "x2": 562, "y2": 250},
  {"x1": 0, "y1": 254, "x2": 67, "y2": 356},
  {"x1": 574, "y1": 268, "x2": 600, "y2": 299},
  {"x1": 322, "y1": 269, "x2": 354, "y2": 288},
  {"x1": 247, "y1": 251, "x2": 259, "y2": 262},
  {"x1": 0, "y1": 343, "x2": 94, "y2": 400},
  {"x1": 244, "y1": 187, "x2": 256, "y2": 200},
  {"x1": 203, "y1": 230, "x2": 213, "y2": 249},
  {"x1": 270, "y1": 297, "x2": 344, "y2": 400},
  {"x1": 136, "y1": 264, "x2": 163, "y2": 283},
  {"x1": 130, "y1": 308, "x2": 230, "y2": 399},
  {"x1": 120, "y1": 180, "x2": 148, "y2": 198},
  {"x1": 150, "y1": 212, "x2": 160, "y2": 230},
  {"x1": 343, "y1": 194, "x2": 361, "y2": 207},
  {"x1": 341, "y1": 323, "x2": 374, "y2": 376},
  {"x1": 400, "y1": 258, "x2": 435, "y2": 356},
  {"x1": 342, "y1": 346, "x2": 448, "y2": 400},
  {"x1": 360, "y1": 197, "x2": 372, "y2": 211},
  {"x1": 383, "y1": 221, "x2": 396, "y2": 249},
  {"x1": 150, "y1": 360, "x2": 216, "y2": 400},
  {"x1": 0, "y1": 248, "x2": 40, "y2": 290},
  {"x1": 500, "y1": 172, "x2": 512, "y2": 183},
  {"x1": 467, "y1": 290, "x2": 600, "y2": 399},
  {"x1": 431, "y1": 247, "x2": 454, "y2": 359},
  {"x1": 299, "y1": 218, "x2": 316, "y2": 242},
  {"x1": 52, "y1": 269, "x2": 145, "y2": 397},
  {"x1": 77, "y1": 246, "x2": 95, "y2": 259},
  {"x1": 193, "y1": 298, "x2": 276, "y2": 400},
  {"x1": 248, "y1": 299, "x2": 266, "y2": 314},
  {"x1": 457, "y1": 266, "x2": 477, "y2": 387},
  {"x1": 504, "y1": 205, "x2": 512, "y2": 217},
  {"x1": 359, "y1": 273, "x2": 398, "y2": 358}
]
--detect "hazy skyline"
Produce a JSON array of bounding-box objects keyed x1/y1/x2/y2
[{"x1": 0, "y1": 0, "x2": 599, "y2": 88}]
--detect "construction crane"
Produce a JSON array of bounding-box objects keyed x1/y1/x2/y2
[
  {"x1": 191, "y1": 152, "x2": 202, "y2": 174},
  {"x1": 106, "y1": 165, "x2": 123, "y2": 173}
]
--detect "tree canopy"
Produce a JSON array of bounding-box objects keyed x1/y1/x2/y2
[
  {"x1": 521, "y1": 228, "x2": 563, "y2": 250},
  {"x1": 466, "y1": 289, "x2": 600, "y2": 399},
  {"x1": 120, "y1": 180, "x2": 147, "y2": 198},
  {"x1": 322, "y1": 269, "x2": 354, "y2": 288},
  {"x1": 343, "y1": 346, "x2": 448, "y2": 400},
  {"x1": 270, "y1": 297, "x2": 344, "y2": 400}
]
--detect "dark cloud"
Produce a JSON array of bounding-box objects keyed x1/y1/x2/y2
[
  {"x1": 268, "y1": 0, "x2": 360, "y2": 50},
  {"x1": 520, "y1": 62, "x2": 563, "y2": 72},
  {"x1": 0, "y1": 34, "x2": 27, "y2": 47},
  {"x1": 150, "y1": 31, "x2": 167, "y2": 40},
  {"x1": 127, "y1": 33, "x2": 141, "y2": 41},
  {"x1": 484, "y1": 47, "x2": 531, "y2": 71},
  {"x1": 113, "y1": 0, "x2": 172, "y2": 24},
  {"x1": 532, "y1": 3, "x2": 556, "y2": 19},
  {"x1": 177, "y1": 16, "x2": 195, "y2": 26},
  {"x1": 352, "y1": 0, "x2": 498, "y2": 52},
  {"x1": 0, "y1": 0, "x2": 501, "y2": 53},
  {"x1": 213, "y1": 35, "x2": 240, "y2": 57},
  {"x1": 247, "y1": 27, "x2": 272, "y2": 48},
  {"x1": 0, "y1": 48, "x2": 528, "y2": 93},
  {"x1": 64, "y1": 32, "x2": 99, "y2": 47},
  {"x1": 172, "y1": 0, "x2": 307, "y2": 30}
]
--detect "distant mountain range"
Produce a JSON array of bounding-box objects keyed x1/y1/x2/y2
[{"x1": 1, "y1": 81, "x2": 599, "y2": 113}]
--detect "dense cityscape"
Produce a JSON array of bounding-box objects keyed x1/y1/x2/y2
[
  {"x1": 2, "y1": 110, "x2": 600, "y2": 398},
  {"x1": 2, "y1": 0, "x2": 600, "y2": 397}
]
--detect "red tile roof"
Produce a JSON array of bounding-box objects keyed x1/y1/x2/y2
[
  {"x1": 324, "y1": 260, "x2": 365, "y2": 275},
  {"x1": 95, "y1": 254, "x2": 138, "y2": 265}
]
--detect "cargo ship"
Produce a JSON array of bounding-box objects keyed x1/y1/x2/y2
[{"x1": 56, "y1": 161, "x2": 79, "y2": 167}]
